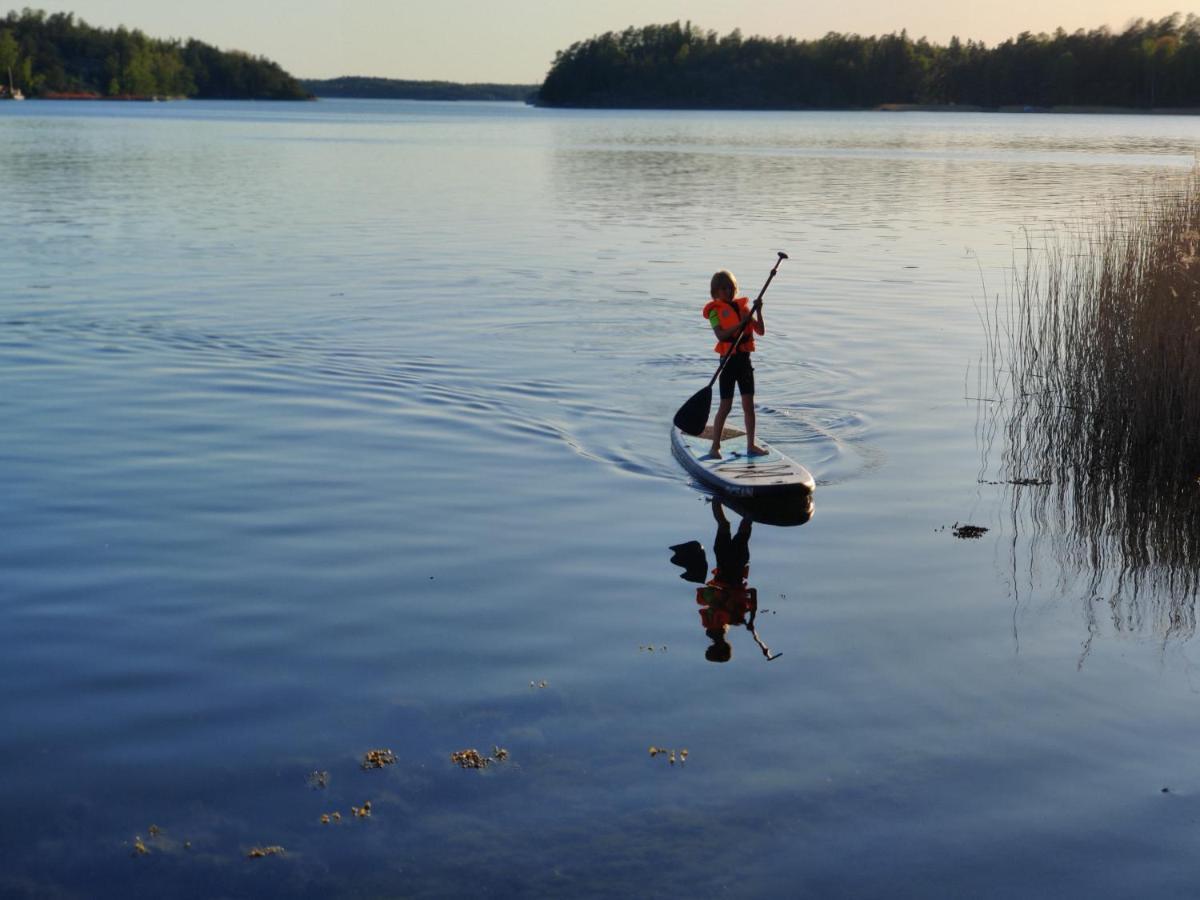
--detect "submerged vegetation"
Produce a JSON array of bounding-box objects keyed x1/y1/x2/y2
[
  {"x1": 0, "y1": 8, "x2": 308, "y2": 99},
  {"x1": 539, "y1": 15, "x2": 1200, "y2": 109},
  {"x1": 981, "y1": 173, "x2": 1200, "y2": 632}
]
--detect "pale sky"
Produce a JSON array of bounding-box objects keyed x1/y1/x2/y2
[{"x1": 34, "y1": 1, "x2": 1194, "y2": 83}]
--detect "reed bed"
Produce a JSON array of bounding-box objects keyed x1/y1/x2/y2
[{"x1": 982, "y1": 173, "x2": 1200, "y2": 634}]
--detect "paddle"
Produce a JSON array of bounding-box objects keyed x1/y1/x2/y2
[{"x1": 673, "y1": 252, "x2": 789, "y2": 436}]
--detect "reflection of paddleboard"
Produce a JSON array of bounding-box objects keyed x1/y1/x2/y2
[
  {"x1": 722, "y1": 488, "x2": 814, "y2": 527},
  {"x1": 671, "y1": 425, "x2": 815, "y2": 498}
]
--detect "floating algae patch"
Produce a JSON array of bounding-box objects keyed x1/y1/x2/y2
[
  {"x1": 306, "y1": 770, "x2": 330, "y2": 789},
  {"x1": 129, "y1": 824, "x2": 189, "y2": 856},
  {"x1": 451, "y1": 747, "x2": 509, "y2": 769},
  {"x1": 952, "y1": 523, "x2": 989, "y2": 539},
  {"x1": 246, "y1": 845, "x2": 285, "y2": 859},
  {"x1": 649, "y1": 746, "x2": 688, "y2": 766},
  {"x1": 451, "y1": 750, "x2": 489, "y2": 769},
  {"x1": 361, "y1": 749, "x2": 397, "y2": 770}
]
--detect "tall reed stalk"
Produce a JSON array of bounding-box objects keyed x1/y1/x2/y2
[{"x1": 983, "y1": 173, "x2": 1200, "y2": 633}]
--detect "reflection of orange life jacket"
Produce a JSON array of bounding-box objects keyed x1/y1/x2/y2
[
  {"x1": 702, "y1": 296, "x2": 757, "y2": 354},
  {"x1": 696, "y1": 580, "x2": 755, "y2": 630},
  {"x1": 710, "y1": 565, "x2": 750, "y2": 587}
]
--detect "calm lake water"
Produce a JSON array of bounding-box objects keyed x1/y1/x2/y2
[{"x1": 3, "y1": 99, "x2": 1200, "y2": 898}]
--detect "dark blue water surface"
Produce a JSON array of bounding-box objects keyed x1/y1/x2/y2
[{"x1": 3, "y1": 99, "x2": 1200, "y2": 898}]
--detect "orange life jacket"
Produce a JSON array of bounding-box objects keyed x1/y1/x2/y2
[
  {"x1": 696, "y1": 583, "x2": 756, "y2": 630},
  {"x1": 695, "y1": 572, "x2": 753, "y2": 609},
  {"x1": 701, "y1": 296, "x2": 757, "y2": 354}
]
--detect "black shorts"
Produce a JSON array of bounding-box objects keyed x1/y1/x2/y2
[{"x1": 718, "y1": 352, "x2": 755, "y2": 400}]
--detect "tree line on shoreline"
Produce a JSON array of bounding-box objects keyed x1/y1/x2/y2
[
  {"x1": 0, "y1": 8, "x2": 308, "y2": 99},
  {"x1": 301, "y1": 77, "x2": 535, "y2": 102},
  {"x1": 537, "y1": 15, "x2": 1200, "y2": 109}
]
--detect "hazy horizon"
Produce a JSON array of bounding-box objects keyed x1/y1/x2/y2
[{"x1": 6, "y1": 2, "x2": 1192, "y2": 84}]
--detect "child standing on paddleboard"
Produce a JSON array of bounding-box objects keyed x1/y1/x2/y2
[{"x1": 703, "y1": 269, "x2": 766, "y2": 458}]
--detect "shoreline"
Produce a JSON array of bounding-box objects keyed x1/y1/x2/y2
[
  {"x1": 17, "y1": 95, "x2": 1200, "y2": 115},
  {"x1": 877, "y1": 102, "x2": 1200, "y2": 116},
  {"x1": 39, "y1": 92, "x2": 181, "y2": 102},
  {"x1": 530, "y1": 99, "x2": 1200, "y2": 115},
  {"x1": 26, "y1": 92, "x2": 315, "y2": 102}
]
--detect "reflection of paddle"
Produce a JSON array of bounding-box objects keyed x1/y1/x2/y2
[
  {"x1": 673, "y1": 252, "x2": 788, "y2": 436},
  {"x1": 668, "y1": 540, "x2": 709, "y2": 583},
  {"x1": 750, "y1": 625, "x2": 782, "y2": 661},
  {"x1": 745, "y1": 601, "x2": 781, "y2": 661}
]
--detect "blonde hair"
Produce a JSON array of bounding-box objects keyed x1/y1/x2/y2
[{"x1": 710, "y1": 270, "x2": 738, "y2": 298}]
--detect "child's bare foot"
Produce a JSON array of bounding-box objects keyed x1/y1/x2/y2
[
  {"x1": 747, "y1": 444, "x2": 768, "y2": 457},
  {"x1": 703, "y1": 446, "x2": 722, "y2": 459}
]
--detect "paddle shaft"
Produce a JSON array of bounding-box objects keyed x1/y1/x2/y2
[{"x1": 706, "y1": 254, "x2": 786, "y2": 389}]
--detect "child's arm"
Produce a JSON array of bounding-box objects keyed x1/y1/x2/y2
[
  {"x1": 710, "y1": 307, "x2": 757, "y2": 343},
  {"x1": 751, "y1": 299, "x2": 766, "y2": 335}
]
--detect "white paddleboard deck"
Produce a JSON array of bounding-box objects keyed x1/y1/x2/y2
[{"x1": 671, "y1": 425, "x2": 815, "y2": 498}]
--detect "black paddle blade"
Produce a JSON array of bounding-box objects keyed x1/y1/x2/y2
[
  {"x1": 673, "y1": 386, "x2": 711, "y2": 436},
  {"x1": 668, "y1": 540, "x2": 709, "y2": 583}
]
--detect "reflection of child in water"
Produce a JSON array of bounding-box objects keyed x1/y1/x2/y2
[{"x1": 696, "y1": 500, "x2": 768, "y2": 663}]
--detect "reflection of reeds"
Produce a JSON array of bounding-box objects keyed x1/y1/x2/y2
[{"x1": 982, "y1": 174, "x2": 1200, "y2": 637}]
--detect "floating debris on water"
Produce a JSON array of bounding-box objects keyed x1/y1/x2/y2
[
  {"x1": 951, "y1": 522, "x2": 989, "y2": 539},
  {"x1": 246, "y1": 845, "x2": 285, "y2": 859},
  {"x1": 361, "y1": 749, "x2": 397, "y2": 770},
  {"x1": 322, "y1": 801, "x2": 374, "y2": 824},
  {"x1": 306, "y1": 770, "x2": 330, "y2": 789},
  {"x1": 649, "y1": 746, "x2": 688, "y2": 765},
  {"x1": 131, "y1": 824, "x2": 168, "y2": 856},
  {"x1": 451, "y1": 749, "x2": 489, "y2": 769},
  {"x1": 451, "y1": 747, "x2": 510, "y2": 769},
  {"x1": 529, "y1": 680, "x2": 549, "y2": 689},
  {"x1": 977, "y1": 477, "x2": 1052, "y2": 486}
]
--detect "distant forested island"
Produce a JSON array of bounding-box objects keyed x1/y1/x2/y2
[
  {"x1": 538, "y1": 15, "x2": 1200, "y2": 110},
  {"x1": 302, "y1": 76, "x2": 536, "y2": 102},
  {"x1": 0, "y1": 8, "x2": 308, "y2": 99}
]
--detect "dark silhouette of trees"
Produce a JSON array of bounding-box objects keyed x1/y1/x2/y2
[
  {"x1": 538, "y1": 16, "x2": 1200, "y2": 109},
  {"x1": 1, "y1": 8, "x2": 308, "y2": 99},
  {"x1": 300, "y1": 77, "x2": 536, "y2": 101},
  {"x1": 0, "y1": 26, "x2": 19, "y2": 95}
]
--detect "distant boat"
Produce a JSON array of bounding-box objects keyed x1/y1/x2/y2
[{"x1": 12, "y1": 88, "x2": 24, "y2": 101}]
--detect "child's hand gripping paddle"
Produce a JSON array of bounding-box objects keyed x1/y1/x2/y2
[{"x1": 673, "y1": 252, "x2": 788, "y2": 437}]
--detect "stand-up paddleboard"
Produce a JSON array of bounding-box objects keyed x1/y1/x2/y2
[{"x1": 671, "y1": 425, "x2": 815, "y2": 498}]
